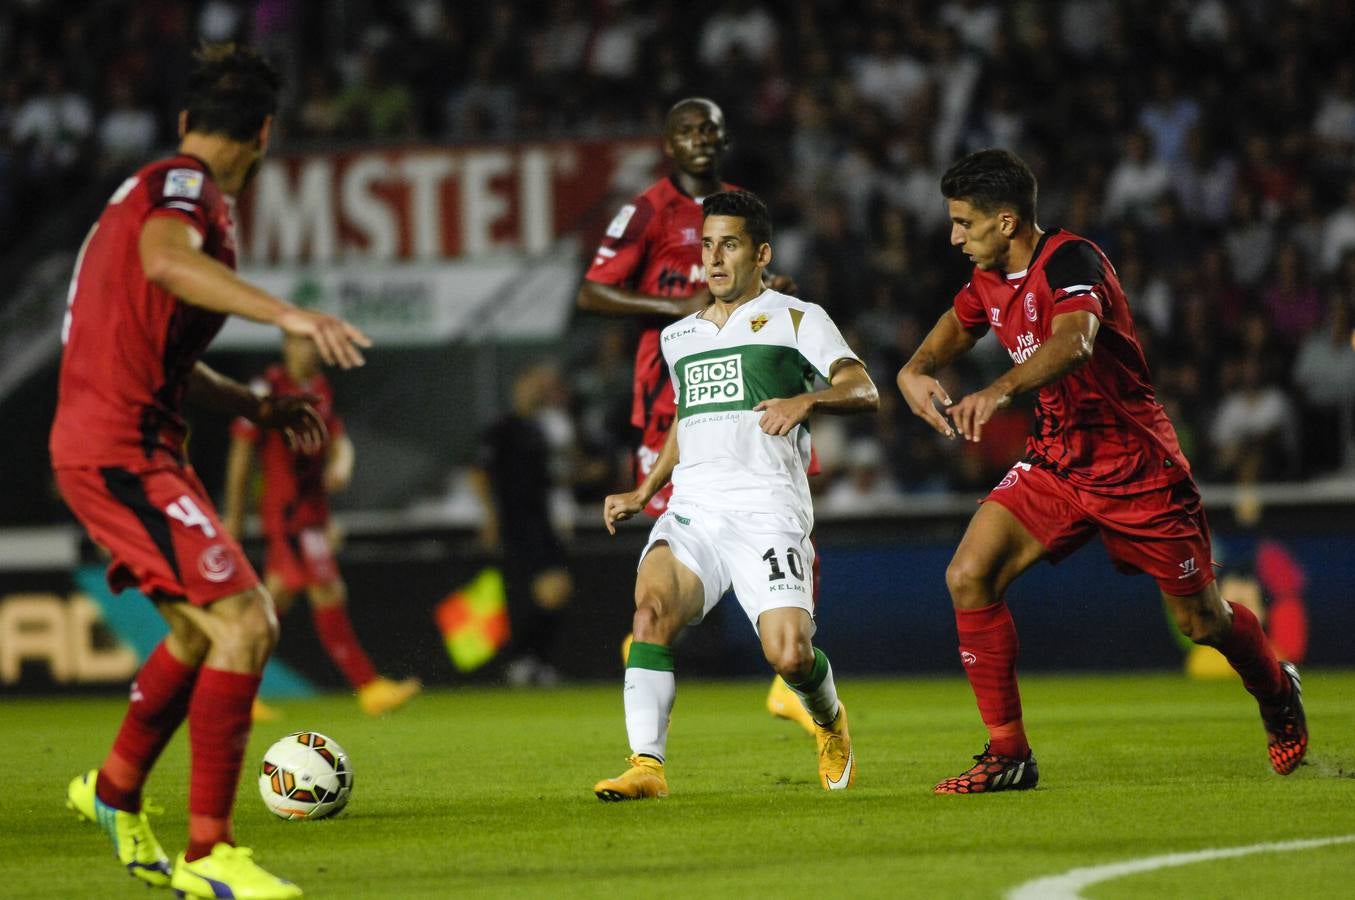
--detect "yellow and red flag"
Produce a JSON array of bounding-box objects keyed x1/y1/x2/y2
[{"x1": 434, "y1": 568, "x2": 510, "y2": 672}]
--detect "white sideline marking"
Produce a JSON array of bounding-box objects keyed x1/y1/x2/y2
[{"x1": 1007, "y1": 834, "x2": 1355, "y2": 900}]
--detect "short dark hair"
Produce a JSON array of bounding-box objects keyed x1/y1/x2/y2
[
  {"x1": 702, "y1": 190, "x2": 772, "y2": 248},
  {"x1": 940, "y1": 148, "x2": 1038, "y2": 222},
  {"x1": 183, "y1": 43, "x2": 281, "y2": 141}
]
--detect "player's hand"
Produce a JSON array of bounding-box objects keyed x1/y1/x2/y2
[
  {"x1": 277, "y1": 308, "x2": 371, "y2": 369},
  {"x1": 754, "y1": 395, "x2": 814, "y2": 435},
  {"x1": 258, "y1": 394, "x2": 328, "y2": 454},
  {"x1": 767, "y1": 273, "x2": 798, "y2": 295},
  {"x1": 478, "y1": 520, "x2": 501, "y2": 555},
  {"x1": 897, "y1": 369, "x2": 956, "y2": 438},
  {"x1": 948, "y1": 386, "x2": 1011, "y2": 442},
  {"x1": 322, "y1": 466, "x2": 350, "y2": 494},
  {"x1": 603, "y1": 491, "x2": 647, "y2": 535}
]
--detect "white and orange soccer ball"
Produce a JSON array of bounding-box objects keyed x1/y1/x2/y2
[{"x1": 258, "y1": 731, "x2": 353, "y2": 820}]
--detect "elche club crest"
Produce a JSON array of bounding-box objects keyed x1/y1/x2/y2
[{"x1": 750, "y1": 314, "x2": 768, "y2": 332}]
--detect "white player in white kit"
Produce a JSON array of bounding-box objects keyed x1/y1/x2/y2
[{"x1": 593, "y1": 189, "x2": 879, "y2": 801}]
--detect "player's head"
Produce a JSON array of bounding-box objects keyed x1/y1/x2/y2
[
  {"x1": 940, "y1": 148, "x2": 1038, "y2": 270},
  {"x1": 181, "y1": 43, "x2": 280, "y2": 146},
  {"x1": 663, "y1": 98, "x2": 728, "y2": 179},
  {"x1": 512, "y1": 362, "x2": 563, "y2": 416},
  {"x1": 701, "y1": 190, "x2": 772, "y2": 303}
]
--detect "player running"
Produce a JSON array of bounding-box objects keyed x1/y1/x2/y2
[
  {"x1": 578, "y1": 97, "x2": 815, "y2": 732},
  {"x1": 593, "y1": 190, "x2": 878, "y2": 800},
  {"x1": 223, "y1": 335, "x2": 421, "y2": 717},
  {"x1": 53, "y1": 44, "x2": 368, "y2": 897},
  {"x1": 896, "y1": 148, "x2": 1307, "y2": 794}
]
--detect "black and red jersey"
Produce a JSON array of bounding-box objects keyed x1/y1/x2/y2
[
  {"x1": 231, "y1": 365, "x2": 342, "y2": 534},
  {"x1": 51, "y1": 154, "x2": 236, "y2": 469},
  {"x1": 952, "y1": 229, "x2": 1190, "y2": 493},
  {"x1": 585, "y1": 176, "x2": 736, "y2": 434}
]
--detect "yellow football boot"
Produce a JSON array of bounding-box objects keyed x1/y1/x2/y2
[
  {"x1": 593, "y1": 754, "x2": 668, "y2": 801},
  {"x1": 815, "y1": 704, "x2": 856, "y2": 791},
  {"x1": 171, "y1": 844, "x2": 302, "y2": 899},
  {"x1": 66, "y1": 769, "x2": 171, "y2": 887}
]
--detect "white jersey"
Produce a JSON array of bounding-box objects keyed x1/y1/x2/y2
[{"x1": 660, "y1": 289, "x2": 860, "y2": 531}]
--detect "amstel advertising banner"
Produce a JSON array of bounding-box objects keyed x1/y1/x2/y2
[{"x1": 213, "y1": 137, "x2": 662, "y2": 346}]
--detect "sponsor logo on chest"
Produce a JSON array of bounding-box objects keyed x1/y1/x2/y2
[
  {"x1": 684, "y1": 354, "x2": 744, "y2": 406},
  {"x1": 1009, "y1": 331, "x2": 1042, "y2": 365}
]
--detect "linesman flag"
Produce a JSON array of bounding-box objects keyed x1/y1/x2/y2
[{"x1": 434, "y1": 567, "x2": 510, "y2": 672}]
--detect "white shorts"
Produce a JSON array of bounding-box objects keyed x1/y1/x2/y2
[{"x1": 640, "y1": 502, "x2": 815, "y2": 633}]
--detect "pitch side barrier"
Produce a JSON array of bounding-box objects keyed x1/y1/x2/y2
[{"x1": 3, "y1": 483, "x2": 1354, "y2": 692}]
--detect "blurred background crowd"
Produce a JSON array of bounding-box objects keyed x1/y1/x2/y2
[{"x1": 3, "y1": 0, "x2": 1355, "y2": 521}]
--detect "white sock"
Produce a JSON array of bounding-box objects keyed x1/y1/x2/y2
[
  {"x1": 623, "y1": 667, "x2": 675, "y2": 762},
  {"x1": 789, "y1": 649, "x2": 841, "y2": 727}
]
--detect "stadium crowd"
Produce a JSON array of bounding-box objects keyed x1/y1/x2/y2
[{"x1": 3, "y1": 0, "x2": 1355, "y2": 507}]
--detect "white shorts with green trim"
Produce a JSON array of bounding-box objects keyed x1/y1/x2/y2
[{"x1": 640, "y1": 502, "x2": 815, "y2": 633}]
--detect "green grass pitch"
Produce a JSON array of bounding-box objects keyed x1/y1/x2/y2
[{"x1": 7, "y1": 671, "x2": 1354, "y2": 899}]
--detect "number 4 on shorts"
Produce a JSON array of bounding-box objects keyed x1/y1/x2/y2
[{"x1": 165, "y1": 494, "x2": 217, "y2": 537}]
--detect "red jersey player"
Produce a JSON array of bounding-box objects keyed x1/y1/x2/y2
[
  {"x1": 577, "y1": 98, "x2": 814, "y2": 732},
  {"x1": 223, "y1": 335, "x2": 420, "y2": 716},
  {"x1": 897, "y1": 148, "x2": 1306, "y2": 793},
  {"x1": 52, "y1": 45, "x2": 368, "y2": 897}
]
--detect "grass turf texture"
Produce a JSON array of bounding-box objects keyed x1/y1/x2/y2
[{"x1": 8, "y1": 671, "x2": 1354, "y2": 899}]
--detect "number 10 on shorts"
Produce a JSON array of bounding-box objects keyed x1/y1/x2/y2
[{"x1": 762, "y1": 547, "x2": 805, "y2": 582}]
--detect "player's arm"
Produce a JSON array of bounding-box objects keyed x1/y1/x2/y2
[
  {"x1": 896, "y1": 308, "x2": 982, "y2": 439},
  {"x1": 949, "y1": 310, "x2": 1099, "y2": 442},
  {"x1": 323, "y1": 433, "x2": 354, "y2": 494},
  {"x1": 754, "y1": 359, "x2": 878, "y2": 437},
  {"x1": 221, "y1": 431, "x2": 254, "y2": 540},
  {"x1": 138, "y1": 216, "x2": 371, "y2": 368},
  {"x1": 465, "y1": 466, "x2": 501, "y2": 553},
  {"x1": 187, "y1": 362, "x2": 328, "y2": 455},
  {"x1": 603, "y1": 424, "x2": 679, "y2": 535},
  {"x1": 576, "y1": 280, "x2": 710, "y2": 318}
]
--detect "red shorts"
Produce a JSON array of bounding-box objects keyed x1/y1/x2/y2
[
  {"x1": 265, "y1": 525, "x2": 339, "y2": 593},
  {"x1": 56, "y1": 464, "x2": 258, "y2": 605},
  {"x1": 983, "y1": 462, "x2": 1215, "y2": 596}
]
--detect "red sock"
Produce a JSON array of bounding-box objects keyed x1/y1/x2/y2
[
  {"x1": 1216, "y1": 601, "x2": 1286, "y2": 702},
  {"x1": 312, "y1": 604, "x2": 378, "y2": 688},
  {"x1": 185, "y1": 667, "x2": 259, "y2": 861},
  {"x1": 98, "y1": 642, "x2": 198, "y2": 812},
  {"x1": 956, "y1": 601, "x2": 1029, "y2": 758}
]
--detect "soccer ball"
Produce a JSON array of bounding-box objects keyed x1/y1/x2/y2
[{"x1": 258, "y1": 731, "x2": 353, "y2": 820}]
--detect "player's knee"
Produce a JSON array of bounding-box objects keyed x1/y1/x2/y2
[
  {"x1": 945, "y1": 556, "x2": 993, "y2": 608},
  {"x1": 1178, "y1": 607, "x2": 1229, "y2": 645},
  {"x1": 165, "y1": 617, "x2": 210, "y2": 663},
  {"x1": 766, "y1": 645, "x2": 813, "y2": 682},
  {"x1": 631, "y1": 593, "x2": 675, "y2": 644}
]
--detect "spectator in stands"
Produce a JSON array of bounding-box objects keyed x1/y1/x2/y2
[
  {"x1": 10, "y1": 64, "x2": 93, "y2": 187},
  {"x1": 96, "y1": 77, "x2": 158, "y2": 172},
  {"x1": 1211, "y1": 354, "x2": 1299, "y2": 483},
  {"x1": 1320, "y1": 180, "x2": 1355, "y2": 276},
  {"x1": 1224, "y1": 188, "x2": 1277, "y2": 288},
  {"x1": 1260, "y1": 241, "x2": 1325, "y2": 347},
  {"x1": 1103, "y1": 130, "x2": 1171, "y2": 225},
  {"x1": 1292, "y1": 297, "x2": 1355, "y2": 473},
  {"x1": 335, "y1": 47, "x2": 417, "y2": 140},
  {"x1": 1312, "y1": 61, "x2": 1355, "y2": 172},
  {"x1": 1170, "y1": 126, "x2": 1237, "y2": 225},
  {"x1": 1138, "y1": 69, "x2": 1201, "y2": 167}
]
